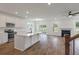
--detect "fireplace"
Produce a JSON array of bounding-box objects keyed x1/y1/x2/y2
[{"x1": 61, "y1": 30, "x2": 71, "y2": 37}]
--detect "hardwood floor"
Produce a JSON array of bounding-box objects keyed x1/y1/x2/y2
[
  {"x1": 24, "y1": 36, "x2": 65, "y2": 55},
  {"x1": 0, "y1": 34, "x2": 66, "y2": 55},
  {"x1": 0, "y1": 42, "x2": 22, "y2": 55},
  {"x1": 2, "y1": 33, "x2": 79, "y2": 55}
]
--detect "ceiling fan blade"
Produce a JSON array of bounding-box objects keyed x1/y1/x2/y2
[
  {"x1": 73, "y1": 12, "x2": 79, "y2": 15},
  {"x1": 69, "y1": 11, "x2": 79, "y2": 16}
]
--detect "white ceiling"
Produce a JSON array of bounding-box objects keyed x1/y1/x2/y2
[{"x1": 0, "y1": 3, "x2": 79, "y2": 20}]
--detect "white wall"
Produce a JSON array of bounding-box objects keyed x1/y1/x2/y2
[
  {"x1": 60, "y1": 17, "x2": 73, "y2": 29},
  {"x1": 32, "y1": 20, "x2": 61, "y2": 36},
  {"x1": 15, "y1": 15, "x2": 79, "y2": 36},
  {"x1": 32, "y1": 16, "x2": 75, "y2": 36},
  {"x1": 34, "y1": 20, "x2": 61, "y2": 36},
  {"x1": 0, "y1": 12, "x2": 77, "y2": 36}
]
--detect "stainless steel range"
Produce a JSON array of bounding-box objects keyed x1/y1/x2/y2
[{"x1": 4, "y1": 23, "x2": 17, "y2": 42}]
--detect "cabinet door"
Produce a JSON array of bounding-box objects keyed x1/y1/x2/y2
[
  {"x1": 0, "y1": 33, "x2": 8, "y2": 44},
  {"x1": 15, "y1": 18, "x2": 24, "y2": 28},
  {"x1": 25, "y1": 36, "x2": 32, "y2": 49},
  {"x1": 14, "y1": 36, "x2": 25, "y2": 51},
  {"x1": 6, "y1": 16, "x2": 15, "y2": 23},
  {"x1": 2, "y1": 33, "x2": 8, "y2": 43},
  {"x1": 32, "y1": 35, "x2": 36, "y2": 45},
  {"x1": 32, "y1": 35, "x2": 39, "y2": 45},
  {"x1": 0, "y1": 14, "x2": 6, "y2": 27},
  {"x1": 0, "y1": 36, "x2": 3, "y2": 44}
]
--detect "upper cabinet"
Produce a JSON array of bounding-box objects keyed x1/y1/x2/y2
[
  {"x1": 15, "y1": 18, "x2": 25, "y2": 28},
  {"x1": 0, "y1": 14, "x2": 25, "y2": 28},
  {"x1": 6, "y1": 16, "x2": 25, "y2": 28},
  {"x1": 0, "y1": 14, "x2": 6, "y2": 27},
  {"x1": 6, "y1": 16, "x2": 16, "y2": 24}
]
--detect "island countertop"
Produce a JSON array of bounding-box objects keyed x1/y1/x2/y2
[{"x1": 16, "y1": 32, "x2": 42, "y2": 37}]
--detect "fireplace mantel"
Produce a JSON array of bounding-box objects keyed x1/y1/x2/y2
[{"x1": 61, "y1": 28, "x2": 72, "y2": 30}]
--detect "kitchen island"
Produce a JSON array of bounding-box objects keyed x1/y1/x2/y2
[{"x1": 14, "y1": 33, "x2": 40, "y2": 51}]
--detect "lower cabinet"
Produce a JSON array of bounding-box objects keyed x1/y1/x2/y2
[
  {"x1": 32, "y1": 35, "x2": 39, "y2": 45},
  {"x1": 14, "y1": 36, "x2": 25, "y2": 51},
  {"x1": 0, "y1": 33, "x2": 8, "y2": 44},
  {"x1": 24, "y1": 36, "x2": 32, "y2": 49}
]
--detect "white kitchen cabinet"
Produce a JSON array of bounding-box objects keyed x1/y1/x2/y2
[
  {"x1": 32, "y1": 34, "x2": 39, "y2": 45},
  {"x1": 0, "y1": 36, "x2": 3, "y2": 44},
  {"x1": 6, "y1": 16, "x2": 25, "y2": 28},
  {"x1": 0, "y1": 14, "x2": 6, "y2": 27},
  {"x1": 25, "y1": 36, "x2": 32, "y2": 49},
  {"x1": 14, "y1": 36, "x2": 26, "y2": 51},
  {"x1": 1, "y1": 14, "x2": 23, "y2": 28},
  {"x1": 15, "y1": 18, "x2": 25, "y2": 28},
  {"x1": 0, "y1": 33, "x2": 8, "y2": 44},
  {"x1": 0, "y1": 13, "x2": 25, "y2": 28},
  {"x1": 6, "y1": 16, "x2": 16, "y2": 24},
  {"x1": 14, "y1": 35, "x2": 32, "y2": 51}
]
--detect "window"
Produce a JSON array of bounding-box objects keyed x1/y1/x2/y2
[
  {"x1": 76, "y1": 22, "x2": 79, "y2": 28},
  {"x1": 53, "y1": 24, "x2": 59, "y2": 32},
  {"x1": 27, "y1": 22, "x2": 32, "y2": 33},
  {"x1": 39, "y1": 25, "x2": 47, "y2": 32},
  {"x1": 75, "y1": 22, "x2": 79, "y2": 32}
]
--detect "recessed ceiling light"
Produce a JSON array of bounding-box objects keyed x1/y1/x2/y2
[
  {"x1": 34, "y1": 18, "x2": 44, "y2": 21},
  {"x1": 15, "y1": 12, "x2": 18, "y2": 14},
  {"x1": 26, "y1": 11, "x2": 29, "y2": 14},
  {"x1": 48, "y1": 3, "x2": 52, "y2": 5}
]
